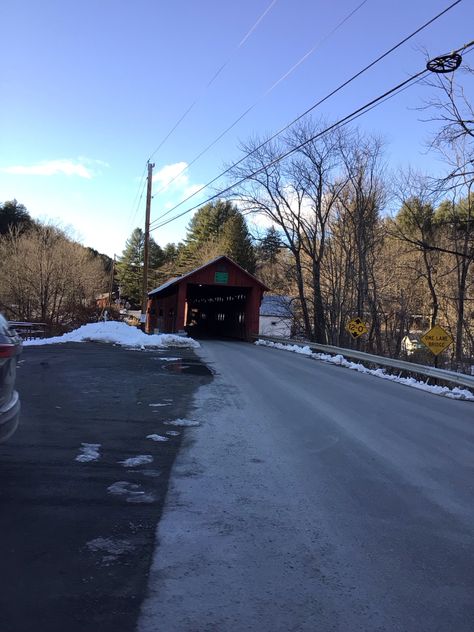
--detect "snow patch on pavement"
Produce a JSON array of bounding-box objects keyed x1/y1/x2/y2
[
  {"x1": 120, "y1": 455, "x2": 154, "y2": 467},
  {"x1": 149, "y1": 403, "x2": 171, "y2": 407},
  {"x1": 164, "y1": 418, "x2": 200, "y2": 427},
  {"x1": 75, "y1": 443, "x2": 101, "y2": 462},
  {"x1": 23, "y1": 321, "x2": 199, "y2": 349},
  {"x1": 165, "y1": 430, "x2": 180, "y2": 436},
  {"x1": 107, "y1": 481, "x2": 155, "y2": 503},
  {"x1": 135, "y1": 469, "x2": 162, "y2": 478},
  {"x1": 146, "y1": 434, "x2": 169, "y2": 442},
  {"x1": 86, "y1": 536, "x2": 135, "y2": 564},
  {"x1": 256, "y1": 340, "x2": 474, "y2": 401}
]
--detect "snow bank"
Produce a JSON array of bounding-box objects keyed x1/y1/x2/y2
[
  {"x1": 23, "y1": 321, "x2": 199, "y2": 349},
  {"x1": 256, "y1": 339, "x2": 474, "y2": 401}
]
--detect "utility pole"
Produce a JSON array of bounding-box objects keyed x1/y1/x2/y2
[
  {"x1": 107, "y1": 254, "x2": 116, "y2": 308},
  {"x1": 141, "y1": 161, "x2": 154, "y2": 328}
]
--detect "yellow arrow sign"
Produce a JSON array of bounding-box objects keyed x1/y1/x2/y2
[
  {"x1": 420, "y1": 325, "x2": 453, "y2": 356},
  {"x1": 346, "y1": 317, "x2": 368, "y2": 339}
]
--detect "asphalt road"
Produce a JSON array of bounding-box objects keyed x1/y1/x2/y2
[
  {"x1": 139, "y1": 339, "x2": 474, "y2": 632},
  {"x1": 0, "y1": 343, "x2": 211, "y2": 632}
]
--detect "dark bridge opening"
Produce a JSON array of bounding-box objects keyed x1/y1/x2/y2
[{"x1": 185, "y1": 284, "x2": 249, "y2": 339}]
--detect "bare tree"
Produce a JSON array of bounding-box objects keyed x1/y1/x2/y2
[
  {"x1": 336, "y1": 132, "x2": 387, "y2": 352},
  {"x1": 417, "y1": 62, "x2": 474, "y2": 364},
  {"x1": 420, "y1": 63, "x2": 474, "y2": 190},
  {"x1": 0, "y1": 222, "x2": 108, "y2": 329},
  {"x1": 390, "y1": 170, "x2": 444, "y2": 328},
  {"x1": 229, "y1": 120, "x2": 348, "y2": 342}
]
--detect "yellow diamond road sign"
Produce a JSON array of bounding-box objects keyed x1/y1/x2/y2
[
  {"x1": 420, "y1": 325, "x2": 453, "y2": 356},
  {"x1": 346, "y1": 317, "x2": 368, "y2": 339}
]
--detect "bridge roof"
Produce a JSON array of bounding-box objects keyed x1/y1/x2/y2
[{"x1": 148, "y1": 255, "x2": 268, "y2": 297}]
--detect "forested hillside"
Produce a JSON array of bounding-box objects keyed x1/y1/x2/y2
[{"x1": 0, "y1": 201, "x2": 109, "y2": 331}]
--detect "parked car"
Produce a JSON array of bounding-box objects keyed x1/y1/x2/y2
[{"x1": 0, "y1": 314, "x2": 22, "y2": 442}]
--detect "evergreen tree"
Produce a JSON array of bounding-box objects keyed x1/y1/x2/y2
[
  {"x1": 0, "y1": 199, "x2": 33, "y2": 235},
  {"x1": 258, "y1": 226, "x2": 282, "y2": 264},
  {"x1": 116, "y1": 227, "x2": 164, "y2": 303},
  {"x1": 435, "y1": 194, "x2": 474, "y2": 235},
  {"x1": 219, "y1": 213, "x2": 256, "y2": 273},
  {"x1": 162, "y1": 242, "x2": 179, "y2": 263},
  {"x1": 182, "y1": 199, "x2": 256, "y2": 273},
  {"x1": 185, "y1": 200, "x2": 236, "y2": 250},
  {"x1": 86, "y1": 247, "x2": 113, "y2": 274}
]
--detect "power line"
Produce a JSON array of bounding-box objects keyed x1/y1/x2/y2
[
  {"x1": 238, "y1": 0, "x2": 278, "y2": 47},
  {"x1": 127, "y1": 168, "x2": 148, "y2": 231},
  {"x1": 261, "y1": 0, "x2": 370, "y2": 95},
  {"x1": 146, "y1": 0, "x2": 279, "y2": 164},
  {"x1": 151, "y1": 0, "x2": 371, "y2": 200},
  {"x1": 149, "y1": 0, "x2": 464, "y2": 228},
  {"x1": 151, "y1": 37, "x2": 474, "y2": 233},
  {"x1": 150, "y1": 70, "x2": 430, "y2": 232}
]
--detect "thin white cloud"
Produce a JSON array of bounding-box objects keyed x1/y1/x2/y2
[
  {"x1": 152, "y1": 162, "x2": 204, "y2": 208},
  {"x1": 183, "y1": 183, "x2": 203, "y2": 198},
  {"x1": 78, "y1": 156, "x2": 110, "y2": 168},
  {"x1": 247, "y1": 213, "x2": 275, "y2": 231},
  {"x1": 0, "y1": 158, "x2": 104, "y2": 179},
  {"x1": 152, "y1": 162, "x2": 189, "y2": 191}
]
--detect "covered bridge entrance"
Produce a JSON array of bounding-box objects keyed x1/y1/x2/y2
[{"x1": 146, "y1": 256, "x2": 267, "y2": 340}]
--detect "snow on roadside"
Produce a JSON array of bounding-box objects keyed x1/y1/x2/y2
[
  {"x1": 86, "y1": 537, "x2": 135, "y2": 564},
  {"x1": 256, "y1": 339, "x2": 474, "y2": 401},
  {"x1": 23, "y1": 321, "x2": 199, "y2": 349},
  {"x1": 107, "y1": 480, "x2": 155, "y2": 503},
  {"x1": 75, "y1": 443, "x2": 101, "y2": 462},
  {"x1": 146, "y1": 434, "x2": 169, "y2": 442},
  {"x1": 120, "y1": 455, "x2": 154, "y2": 467},
  {"x1": 164, "y1": 418, "x2": 200, "y2": 427}
]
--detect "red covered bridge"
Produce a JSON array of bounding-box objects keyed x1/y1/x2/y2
[{"x1": 146, "y1": 256, "x2": 268, "y2": 340}]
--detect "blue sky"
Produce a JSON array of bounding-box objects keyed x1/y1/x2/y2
[{"x1": 1, "y1": 0, "x2": 473, "y2": 258}]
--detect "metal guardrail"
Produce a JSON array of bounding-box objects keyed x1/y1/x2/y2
[
  {"x1": 254, "y1": 335, "x2": 474, "y2": 391},
  {"x1": 8, "y1": 321, "x2": 48, "y2": 340}
]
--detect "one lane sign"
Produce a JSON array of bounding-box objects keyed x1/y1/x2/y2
[{"x1": 420, "y1": 325, "x2": 453, "y2": 356}]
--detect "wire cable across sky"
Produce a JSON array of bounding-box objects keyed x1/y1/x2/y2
[
  {"x1": 149, "y1": 0, "x2": 464, "y2": 230},
  {"x1": 149, "y1": 38, "x2": 474, "y2": 234},
  {"x1": 146, "y1": 0, "x2": 279, "y2": 165},
  {"x1": 128, "y1": 0, "x2": 279, "y2": 232},
  {"x1": 150, "y1": 0, "x2": 371, "y2": 200}
]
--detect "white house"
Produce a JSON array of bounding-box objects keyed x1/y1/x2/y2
[
  {"x1": 401, "y1": 333, "x2": 424, "y2": 355},
  {"x1": 259, "y1": 295, "x2": 293, "y2": 338}
]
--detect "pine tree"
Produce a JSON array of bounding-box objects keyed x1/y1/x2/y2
[
  {"x1": 0, "y1": 199, "x2": 33, "y2": 235},
  {"x1": 258, "y1": 226, "x2": 282, "y2": 264},
  {"x1": 219, "y1": 213, "x2": 256, "y2": 273},
  {"x1": 116, "y1": 228, "x2": 164, "y2": 304},
  {"x1": 185, "y1": 200, "x2": 236, "y2": 250},
  {"x1": 181, "y1": 199, "x2": 256, "y2": 273}
]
